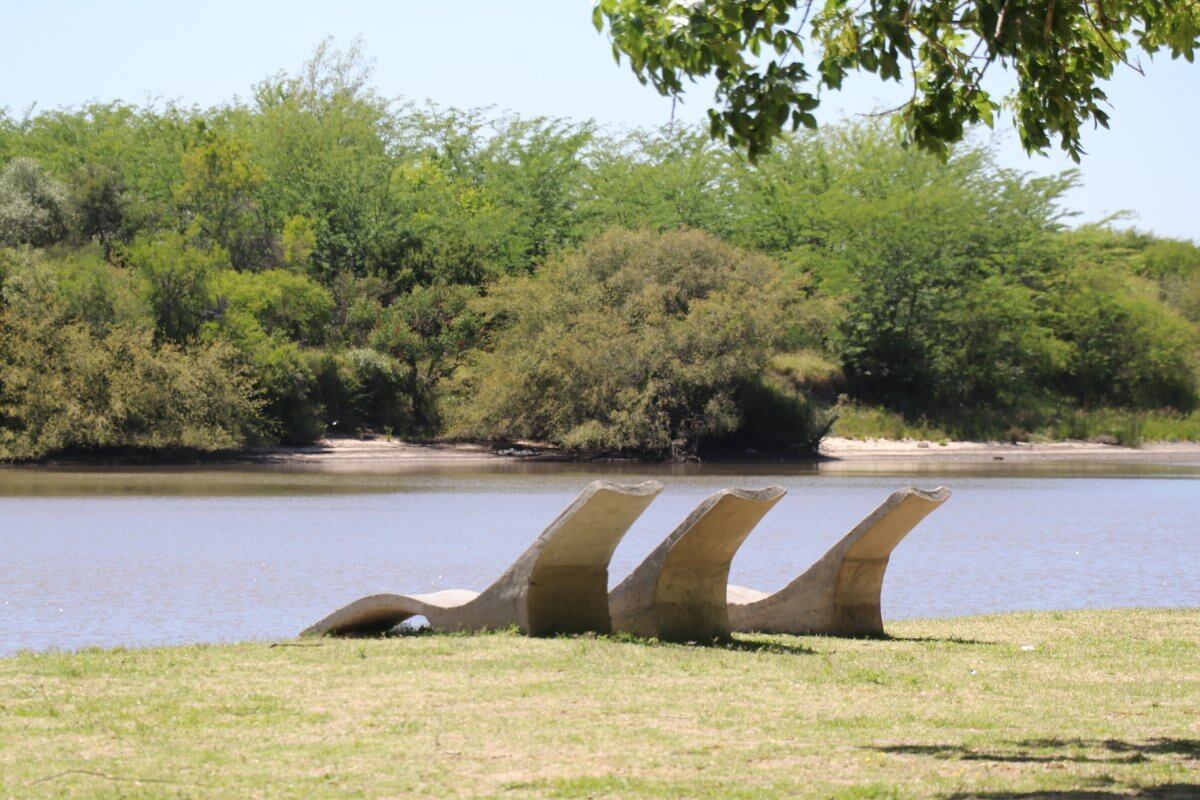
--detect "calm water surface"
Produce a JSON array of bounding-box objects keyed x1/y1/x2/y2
[{"x1": 2, "y1": 459, "x2": 1198, "y2": 655}]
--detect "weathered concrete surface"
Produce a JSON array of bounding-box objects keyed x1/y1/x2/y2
[
  {"x1": 727, "y1": 486, "x2": 950, "y2": 636},
  {"x1": 302, "y1": 480, "x2": 663, "y2": 637},
  {"x1": 609, "y1": 487, "x2": 787, "y2": 641}
]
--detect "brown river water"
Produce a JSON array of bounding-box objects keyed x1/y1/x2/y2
[{"x1": 1, "y1": 459, "x2": 1198, "y2": 655}]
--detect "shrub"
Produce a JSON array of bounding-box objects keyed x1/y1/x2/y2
[
  {"x1": 0, "y1": 158, "x2": 70, "y2": 247},
  {"x1": 345, "y1": 347, "x2": 411, "y2": 433},
  {"x1": 244, "y1": 338, "x2": 324, "y2": 443},
  {"x1": 0, "y1": 255, "x2": 261, "y2": 459},
  {"x1": 1162, "y1": 270, "x2": 1200, "y2": 324},
  {"x1": 1051, "y1": 267, "x2": 1198, "y2": 411},
  {"x1": 447, "y1": 228, "x2": 811, "y2": 457},
  {"x1": 211, "y1": 269, "x2": 333, "y2": 345},
  {"x1": 366, "y1": 283, "x2": 481, "y2": 433},
  {"x1": 716, "y1": 375, "x2": 835, "y2": 453},
  {"x1": 768, "y1": 350, "x2": 845, "y2": 402},
  {"x1": 0, "y1": 319, "x2": 261, "y2": 460},
  {"x1": 816, "y1": 172, "x2": 1070, "y2": 416},
  {"x1": 124, "y1": 232, "x2": 224, "y2": 343},
  {"x1": 72, "y1": 163, "x2": 131, "y2": 254}
]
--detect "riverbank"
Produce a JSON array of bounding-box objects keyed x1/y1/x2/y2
[
  {"x1": 1, "y1": 609, "x2": 1195, "y2": 799},
  {"x1": 13, "y1": 433, "x2": 1200, "y2": 469},
  {"x1": 243, "y1": 435, "x2": 1200, "y2": 466},
  {"x1": 819, "y1": 436, "x2": 1200, "y2": 462}
]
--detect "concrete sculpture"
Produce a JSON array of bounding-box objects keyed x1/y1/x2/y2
[
  {"x1": 609, "y1": 486, "x2": 787, "y2": 641},
  {"x1": 302, "y1": 480, "x2": 663, "y2": 637},
  {"x1": 726, "y1": 486, "x2": 950, "y2": 636}
]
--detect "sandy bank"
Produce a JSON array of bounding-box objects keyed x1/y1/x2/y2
[
  {"x1": 245, "y1": 437, "x2": 528, "y2": 464},
  {"x1": 244, "y1": 435, "x2": 1200, "y2": 465},
  {"x1": 819, "y1": 436, "x2": 1200, "y2": 461}
]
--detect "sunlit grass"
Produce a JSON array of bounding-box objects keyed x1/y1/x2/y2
[
  {"x1": 831, "y1": 403, "x2": 953, "y2": 442},
  {"x1": 1, "y1": 609, "x2": 1196, "y2": 798},
  {"x1": 1042, "y1": 408, "x2": 1200, "y2": 446},
  {"x1": 831, "y1": 402, "x2": 1200, "y2": 446}
]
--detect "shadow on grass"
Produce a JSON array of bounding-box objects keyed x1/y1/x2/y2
[
  {"x1": 635, "y1": 636, "x2": 817, "y2": 656},
  {"x1": 801, "y1": 631, "x2": 998, "y2": 646},
  {"x1": 339, "y1": 625, "x2": 819, "y2": 655},
  {"x1": 875, "y1": 633, "x2": 998, "y2": 646},
  {"x1": 298, "y1": 624, "x2": 440, "y2": 639},
  {"x1": 382, "y1": 625, "x2": 437, "y2": 638},
  {"x1": 719, "y1": 638, "x2": 817, "y2": 655},
  {"x1": 943, "y1": 785, "x2": 1200, "y2": 799},
  {"x1": 895, "y1": 739, "x2": 1200, "y2": 799},
  {"x1": 875, "y1": 738, "x2": 1200, "y2": 766},
  {"x1": 1018, "y1": 738, "x2": 1200, "y2": 758}
]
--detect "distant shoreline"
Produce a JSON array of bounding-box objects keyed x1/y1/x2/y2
[
  {"x1": 246, "y1": 435, "x2": 1200, "y2": 465},
  {"x1": 11, "y1": 434, "x2": 1200, "y2": 468},
  {"x1": 817, "y1": 435, "x2": 1200, "y2": 462}
]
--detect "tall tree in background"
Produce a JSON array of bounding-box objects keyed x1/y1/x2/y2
[{"x1": 594, "y1": 1, "x2": 1200, "y2": 159}]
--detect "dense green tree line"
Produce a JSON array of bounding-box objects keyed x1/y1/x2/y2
[{"x1": 0, "y1": 47, "x2": 1196, "y2": 459}]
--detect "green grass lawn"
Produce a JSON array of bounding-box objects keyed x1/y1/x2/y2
[{"x1": 1, "y1": 609, "x2": 1197, "y2": 799}]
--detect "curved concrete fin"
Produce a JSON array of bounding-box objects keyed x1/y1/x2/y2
[
  {"x1": 301, "y1": 480, "x2": 663, "y2": 637},
  {"x1": 522, "y1": 480, "x2": 663, "y2": 635},
  {"x1": 728, "y1": 486, "x2": 950, "y2": 636},
  {"x1": 609, "y1": 486, "x2": 786, "y2": 641},
  {"x1": 300, "y1": 592, "x2": 448, "y2": 637},
  {"x1": 443, "y1": 480, "x2": 664, "y2": 634}
]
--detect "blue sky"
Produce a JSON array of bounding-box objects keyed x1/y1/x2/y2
[{"x1": 2, "y1": 0, "x2": 1196, "y2": 239}]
